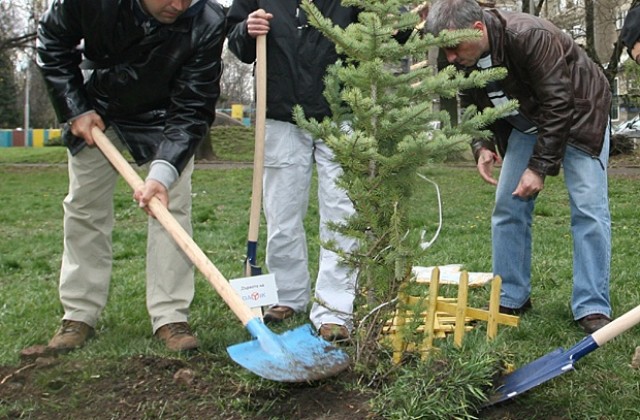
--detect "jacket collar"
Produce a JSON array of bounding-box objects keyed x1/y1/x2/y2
[{"x1": 482, "y1": 9, "x2": 505, "y2": 68}]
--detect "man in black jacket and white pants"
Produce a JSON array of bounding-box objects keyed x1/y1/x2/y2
[
  {"x1": 37, "y1": 0, "x2": 226, "y2": 352},
  {"x1": 226, "y1": 0, "x2": 359, "y2": 341}
]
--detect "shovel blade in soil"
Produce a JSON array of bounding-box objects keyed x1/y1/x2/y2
[
  {"x1": 488, "y1": 336, "x2": 600, "y2": 404},
  {"x1": 489, "y1": 348, "x2": 575, "y2": 404},
  {"x1": 227, "y1": 321, "x2": 350, "y2": 382}
]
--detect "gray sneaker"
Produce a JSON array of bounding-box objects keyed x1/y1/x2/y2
[{"x1": 47, "y1": 320, "x2": 95, "y2": 353}]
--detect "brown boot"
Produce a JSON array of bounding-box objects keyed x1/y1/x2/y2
[
  {"x1": 263, "y1": 306, "x2": 295, "y2": 324},
  {"x1": 577, "y1": 314, "x2": 611, "y2": 334},
  {"x1": 155, "y1": 322, "x2": 198, "y2": 352},
  {"x1": 47, "y1": 320, "x2": 95, "y2": 353},
  {"x1": 318, "y1": 323, "x2": 350, "y2": 342}
]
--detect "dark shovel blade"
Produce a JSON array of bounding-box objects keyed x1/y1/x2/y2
[
  {"x1": 489, "y1": 348, "x2": 574, "y2": 404},
  {"x1": 227, "y1": 320, "x2": 350, "y2": 382},
  {"x1": 488, "y1": 336, "x2": 599, "y2": 405}
]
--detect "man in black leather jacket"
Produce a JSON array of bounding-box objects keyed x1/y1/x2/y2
[
  {"x1": 426, "y1": 0, "x2": 612, "y2": 334},
  {"x1": 36, "y1": 0, "x2": 226, "y2": 353}
]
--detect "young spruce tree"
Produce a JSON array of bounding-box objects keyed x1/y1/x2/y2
[{"x1": 295, "y1": 0, "x2": 516, "y2": 366}]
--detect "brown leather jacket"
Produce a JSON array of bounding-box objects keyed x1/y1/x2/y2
[{"x1": 464, "y1": 9, "x2": 611, "y2": 176}]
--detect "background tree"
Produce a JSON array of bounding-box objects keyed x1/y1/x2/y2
[
  {"x1": 197, "y1": 45, "x2": 254, "y2": 160},
  {"x1": 1, "y1": 0, "x2": 52, "y2": 132},
  {"x1": 0, "y1": 0, "x2": 32, "y2": 129},
  {"x1": 219, "y1": 44, "x2": 255, "y2": 110},
  {"x1": 0, "y1": 1, "x2": 36, "y2": 54},
  {"x1": 0, "y1": 51, "x2": 21, "y2": 128}
]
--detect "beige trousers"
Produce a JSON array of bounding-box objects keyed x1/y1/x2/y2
[{"x1": 58, "y1": 129, "x2": 194, "y2": 333}]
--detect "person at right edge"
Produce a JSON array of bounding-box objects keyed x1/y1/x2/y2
[
  {"x1": 425, "y1": 0, "x2": 612, "y2": 334},
  {"x1": 225, "y1": 1, "x2": 361, "y2": 342},
  {"x1": 621, "y1": 5, "x2": 640, "y2": 65}
]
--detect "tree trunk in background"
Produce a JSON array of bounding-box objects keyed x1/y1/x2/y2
[
  {"x1": 196, "y1": 112, "x2": 245, "y2": 161},
  {"x1": 584, "y1": 0, "x2": 600, "y2": 66}
]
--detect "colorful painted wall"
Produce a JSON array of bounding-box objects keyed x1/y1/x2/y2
[{"x1": 0, "y1": 129, "x2": 62, "y2": 148}]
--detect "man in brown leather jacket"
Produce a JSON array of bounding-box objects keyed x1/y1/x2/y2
[
  {"x1": 426, "y1": 0, "x2": 612, "y2": 334},
  {"x1": 36, "y1": 0, "x2": 226, "y2": 352}
]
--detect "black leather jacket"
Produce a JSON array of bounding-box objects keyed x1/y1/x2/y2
[
  {"x1": 36, "y1": 0, "x2": 226, "y2": 174},
  {"x1": 226, "y1": 0, "x2": 359, "y2": 123},
  {"x1": 464, "y1": 9, "x2": 611, "y2": 177}
]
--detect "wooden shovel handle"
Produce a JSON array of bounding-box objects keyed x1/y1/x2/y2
[
  {"x1": 592, "y1": 304, "x2": 640, "y2": 346},
  {"x1": 247, "y1": 34, "x2": 267, "y2": 244},
  {"x1": 91, "y1": 127, "x2": 256, "y2": 325}
]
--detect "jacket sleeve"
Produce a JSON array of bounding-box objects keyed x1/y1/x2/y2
[
  {"x1": 226, "y1": 0, "x2": 259, "y2": 64},
  {"x1": 511, "y1": 29, "x2": 573, "y2": 176},
  {"x1": 36, "y1": 0, "x2": 93, "y2": 123},
  {"x1": 155, "y1": 4, "x2": 226, "y2": 175}
]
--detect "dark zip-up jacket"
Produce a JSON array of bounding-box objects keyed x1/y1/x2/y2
[
  {"x1": 464, "y1": 9, "x2": 611, "y2": 177},
  {"x1": 226, "y1": 0, "x2": 359, "y2": 123},
  {"x1": 36, "y1": 0, "x2": 226, "y2": 174},
  {"x1": 621, "y1": 6, "x2": 640, "y2": 56}
]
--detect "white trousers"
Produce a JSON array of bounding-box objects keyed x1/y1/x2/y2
[
  {"x1": 58, "y1": 129, "x2": 194, "y2": 333},
  {"x1": 263, "y1": 119, "x2": 358, "y2": 330}
]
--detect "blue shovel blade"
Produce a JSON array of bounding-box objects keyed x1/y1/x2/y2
[
  {"x1": 489, "y1": 348, "x2": 575, "y2": 404},
  {"x1": 488, "y1": 336, "x2": 599, "y2": 405},
  {"x1": 227, "y1": 321, "x2": 350, "y2": 382}
]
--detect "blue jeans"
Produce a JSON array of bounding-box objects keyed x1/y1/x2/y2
[{"x1": 493, "y1": 128, "x2": 611, "y2": 320}]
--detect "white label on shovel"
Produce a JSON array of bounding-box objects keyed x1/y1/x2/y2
[{"x1": 229, "y1": 273, "x2": 278, "y2": 308}]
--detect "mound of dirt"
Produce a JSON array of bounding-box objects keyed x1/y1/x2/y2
[{"x1": 0, "y1": 353, "x2": 376, "y2": 419}]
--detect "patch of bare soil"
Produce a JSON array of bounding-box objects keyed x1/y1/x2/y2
[
  {"x1": 0, "y1": 351, "x2": 545, "y2": 420},
  {"x1": 0, "y1": 352, "x2": 377, "y2": 419},
  {"x1": 608, "y1": 154, "x2": 640, "y2": 178}
]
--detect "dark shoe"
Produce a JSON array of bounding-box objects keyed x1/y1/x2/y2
[
  {"x1": 577, "y1": 314, "x2": 611, "y2": 334},
  {"x1": 318, "y1": 323, "x2": 350, "y2": 342},
  {"x1": 47, "y1": 320, "x2": 95, "y2": 353},
  {"x1": 155, "y1": 322, "x2": 198, "y2": 352},
  {"x1": 499, "y1": 298, "x2": 532, "y2": 315},
  {"x1": 263, "y1": 306, "x2": 295, "y2": 324}
]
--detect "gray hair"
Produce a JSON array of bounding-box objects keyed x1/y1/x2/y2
[{"x1": 425, "y1": 0, "x2": 484, "y2": 35}]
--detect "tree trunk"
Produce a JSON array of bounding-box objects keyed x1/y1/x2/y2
[
  {"x1": 195, "y1": 111, "x2": 245, "y2": 161},
  {"x1": 584, "y1": 0, "x2": 600, "y2": 66}
]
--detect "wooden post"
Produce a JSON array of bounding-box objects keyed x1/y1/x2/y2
[
  {"x1": 392, "y1": 284, "x2": 410, "y2": 364},
  {"x1": 487, "y1": 275, "x2": 502, "y2": 339},
  {"x1": 454, "y1": 271, "x2": 469, "y2": 347},
  {"x1": 421, "y1": 267, "x2": 440, "y2": 359}
]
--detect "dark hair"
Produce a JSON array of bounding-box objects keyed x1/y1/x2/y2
[{"x1": 425, "y1": 0, "x2": 483, "y2": 35}]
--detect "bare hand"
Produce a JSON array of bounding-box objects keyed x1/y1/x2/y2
[
  {"x1": 133, "y1": 179, "x2": 169, "y2": 218},
  {"x1": 246, "y1": 9, "x2": 273, "y2": 38},
  {"x1": 476, "y1": 148, "x2": 501, "y2": 186},
  {"x1": 632, "y1": 41, "x2": 640, "y2": 64},
  {"x1": 512, "y1": 168, "x2": 544, "y2": 198},
  {"x1": 69, "y1": 111, "x2": 106, "y2": 146}
]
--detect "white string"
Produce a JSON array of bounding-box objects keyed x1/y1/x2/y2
[
  {"x1": 417, "y1": 172, "x2": 442, "y2": 250},
  {"x1": 356, "y1": 172, "x2": 443, "y2": 328}
]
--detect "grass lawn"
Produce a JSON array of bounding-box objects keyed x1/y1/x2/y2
[{"x1": 1, "y1": 135, "x2": 640, "y2": 418}]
